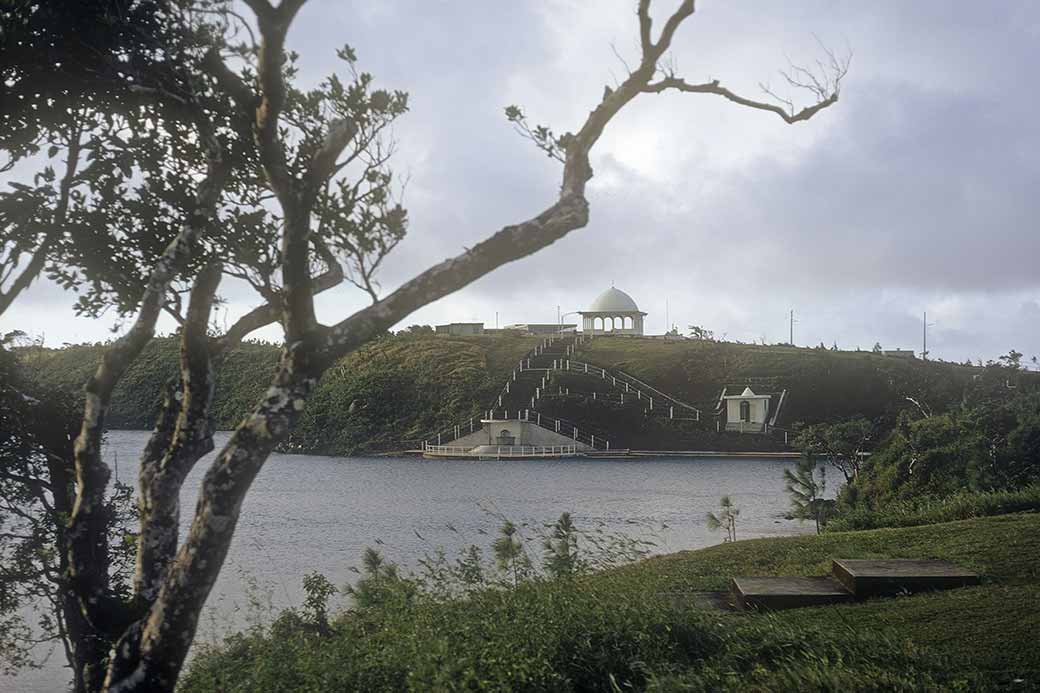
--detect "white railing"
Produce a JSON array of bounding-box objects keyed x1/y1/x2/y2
[
  {"x1": 424, "y1": 417, "x2": 486, "y2": 448},
  {"x1": 424, "y1": 443, "x2": 580, "y2": 458},
  {"x1": 549, "y1": 359, "x2": 702, "y2": 420},
  {"x1": 493, "y1": 334, "x2": 567, "y2": 407},
  {"x1": 484, "y1": 408, "x2": 610, "y2": 450}
]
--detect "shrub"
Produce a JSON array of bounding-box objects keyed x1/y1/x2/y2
[
  {"x1": 182, "y1": 574, "x2": 971, "y2": 692},
  {"x1": 827, "y1": 486, "x2": 1040, "y2": 532}
]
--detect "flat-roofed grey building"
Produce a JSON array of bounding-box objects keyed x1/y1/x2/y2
[{"x1": 435, "y1": 322, "x2": 485, "y2": 336}]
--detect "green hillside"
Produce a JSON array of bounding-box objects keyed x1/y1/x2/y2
[
  {"x1": 576, "y1": 337, "x2": 980, "y2": 425},
  {"x1": 20, "y1": 333, "x2": 1013, "y2": 455},
  {"x1": 21, "y1": 333, "x2": 536, "y2": 454}
]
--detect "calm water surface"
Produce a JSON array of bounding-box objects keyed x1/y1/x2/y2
[{"x1": 10, "y1": 429, "x2": 813, "y2": 692}]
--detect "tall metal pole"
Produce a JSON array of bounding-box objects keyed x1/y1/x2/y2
[
  {"x1": 789, "y1": 309, "x2": 794, "y2": 345},
  {"x1": 922, "y1": 311, "x2": 936, "y2": 360}
]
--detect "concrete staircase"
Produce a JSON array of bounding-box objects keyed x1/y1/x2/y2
[
  {"x1": 422, "y1": 333, "x2": 706, "y2": 450},
  {"x1": 729, "y1": 559, "x2": 979, "y2": 611},
  {"x1": 493, "y1": 334, "x2": 701, "y2": 420}
]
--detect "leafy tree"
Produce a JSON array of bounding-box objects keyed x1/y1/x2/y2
[
  {"x1": 1, "y1": 2, "x2": 845, "y2": 689},
  {"x1": 784, "y1": 456, "x2": 834, "y2": 534},
  {"x1": 688, "y1": 325, "x2": 715, "y2": 341},
  {"x1": 705, "y1": 495, "x2": 739, "y2": 542},
  {"x1": 793, "y1": 417, "x2": 875, "y2": 482},
  {"x1": 841, "y1": 382, "x2": 1040, "y2": 511},
  {"x1": 999, "y1": 350, "x2": 1023, "y2": 369},
  {"x1": 300, "y1": 572, "x2": 337, "y2": 634}
]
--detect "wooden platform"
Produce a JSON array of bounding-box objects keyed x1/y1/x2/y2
[
  {"x1": 730, "y1": 558, "x2": 980, "y2": 611},
  {"x1": 832, "y1": 559, "x2": 980, "y2": 598},
  {"x1": 730, "y1": 576, "x2": 854, "y2": 611}
]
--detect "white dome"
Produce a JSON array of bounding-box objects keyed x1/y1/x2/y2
[{"x1": 587, "y1": 287, "x2": 640, "y2": 313}]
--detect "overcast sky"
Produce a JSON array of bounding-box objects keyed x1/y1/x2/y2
[{"x1": 3, "y1": 0, "x2": 1039, "y2": 364}]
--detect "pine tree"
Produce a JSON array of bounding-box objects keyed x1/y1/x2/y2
[
  {"x1": 784, "y1": 455, "x2": 835, "y2": 534},
  {"x1": 705, "y1": 495, "x2": 740, "y2": 542},
  {"x1": 543, "y1": 512, "x2": 582, "y2": 578},
  {"x1": 492, "y1": 521, "x2": 530, "y2": 587}
]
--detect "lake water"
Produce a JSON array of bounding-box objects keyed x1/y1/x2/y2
[{"x1": 9, "y1": 429, "x2": 814, "y2": 692}]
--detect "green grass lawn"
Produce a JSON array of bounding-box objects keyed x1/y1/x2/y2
[
  {"x1": 183, "y1": 513, "x2": 1040, "y2": 691},
  {"x1": 614, "y1": 511, "x2": 1040, "y2": 591},
  {"x1": 608, "y1": 512, "x2": 1040, "y2": 689}
]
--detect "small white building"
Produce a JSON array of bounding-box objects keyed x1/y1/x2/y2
[
  {"x1": 723, "y1": 386, "x2": 771, "y2": 433},
  {"x1": 579, "y1": 287, "x2": 646, "y2": 335}
]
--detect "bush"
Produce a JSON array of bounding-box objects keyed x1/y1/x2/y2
[
  {"x1": 827, "y1": 486, "x2": 1040, "y2": 532},
  {"x1": 181, "y1": 575, "x2": 968, "y2": 692}
]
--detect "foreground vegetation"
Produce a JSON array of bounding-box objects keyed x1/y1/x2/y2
[{"x1": 182, "y1": 513, "x2": 1040, "y2": 691}]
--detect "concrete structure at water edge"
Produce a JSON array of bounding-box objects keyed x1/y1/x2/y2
[
  {"x1": 423, "y1": 412, "x2": 600, "y2": 460},
  {"x1": 579, "y1": 287, "x2": 647, "y2": 335}
]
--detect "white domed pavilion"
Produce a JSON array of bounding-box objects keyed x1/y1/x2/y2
[{"x1": 579, "y1": 287, "x2": 647, "y2": 335}]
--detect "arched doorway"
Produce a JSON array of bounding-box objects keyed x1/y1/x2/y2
[{"x1": 739, "y1": 400, "x2": 751, "y2": 422}]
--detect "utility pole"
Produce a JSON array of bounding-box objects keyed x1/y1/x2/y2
[
  {"x1": 665, "y1": 299, "x2": 670, "y2": 334},
  {"x1": 789, "y1": 309, "x2": 797, "y2": 346},
  {"x1": 922, "y1": 311, "x2": 935, "y2": 360},
  {"x1": 495, "y1": 311, "x2": 498, "y2": 329}
]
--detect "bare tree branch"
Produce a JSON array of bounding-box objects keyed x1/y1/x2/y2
[{"x1": 642, "y1": 75, "x2": 840, "y2": 123}]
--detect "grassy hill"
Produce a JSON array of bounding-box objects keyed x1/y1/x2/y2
[
  {"x1": 181, "y1": 512, "x2": 1040, "y2": 691},
  {"x1": 577, "y1": 337, "x2": 981, "y2": 425},
  {"x1": 19, "y1": 333, "x2": 1012, "y2": 454},
  {"x1": 20, "y1": 333, "x2": 537, "y2": 454}
]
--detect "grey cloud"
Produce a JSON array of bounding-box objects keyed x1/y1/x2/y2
[{"x1": 3, "y1": 1, "x2": 1038, "y2": 365}]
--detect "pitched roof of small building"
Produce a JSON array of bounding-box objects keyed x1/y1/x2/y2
[{"x1": 723, "y1": 386, "x2": 771, "y2": 400}]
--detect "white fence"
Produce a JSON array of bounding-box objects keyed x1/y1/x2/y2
[
  {"x1": 423, "y1": 443, "x2": 580, "y2": 458},
  {"x1": 549, "y1": 359, "x2": 702, "y2": 420}
]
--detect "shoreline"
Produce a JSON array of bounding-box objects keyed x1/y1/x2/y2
[
  {"x1": 107, "y1": 430, "x2": 799, "y2": 460},
  {"x1": 393, "y1": 448, "x2": 800, "y2": 459}
]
